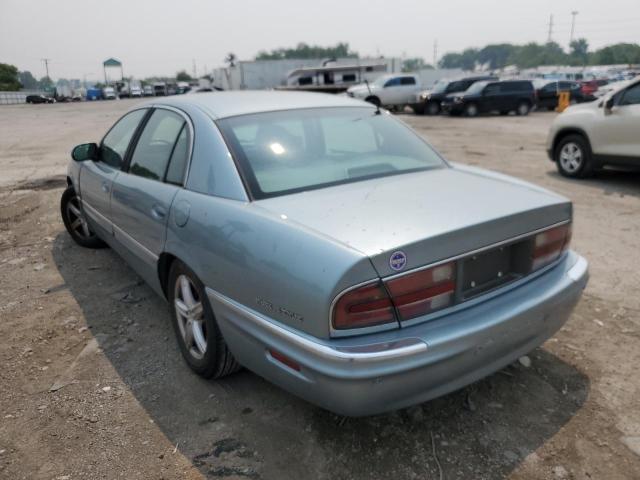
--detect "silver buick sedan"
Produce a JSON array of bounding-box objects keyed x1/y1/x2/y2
[{"x1": 61, "y1": 92, "x2": 588, "y2": 416}]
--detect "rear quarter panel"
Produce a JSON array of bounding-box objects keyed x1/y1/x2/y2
[{"x1": 164, "y1": 189, "x2": 378, "y2": 339}]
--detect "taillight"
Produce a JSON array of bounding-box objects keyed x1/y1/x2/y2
[
  {"x1": 332, "y1": 281, "x2": 395, "y2": 330},
  {"x1": 386, "y1": 262, "x2": 456, "y2": 321},
  {"x1": 332, "y1": 263, "x2": 457, "y2": 330},
  {"x1": 532, "y1": 223, "x2": 571, "y2": 270}
]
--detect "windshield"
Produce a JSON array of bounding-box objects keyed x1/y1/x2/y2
[
  {"x1": 464, "y1": 81, "x2": 489, "y2": 95},
  {"x1": 218, "y1": 107, "x2": 446, "y2": 199},
  {"x1": 372, "y1": 75, "x2": 392, "y2": 87},
  {"x1": 431, "y1": 81, "x2": 448, "y2": 93}
]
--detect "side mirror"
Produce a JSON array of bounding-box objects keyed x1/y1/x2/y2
[{"x1": 71, "y1": 143, "x2": 97, "y2": 162}]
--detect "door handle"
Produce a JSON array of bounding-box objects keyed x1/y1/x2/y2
[
  {"x1": 151, "y1": 205, "x2": 167, "y2": 220},
  {"x1": 101, "y1": 182, "x2": 110, "y2": 193}
]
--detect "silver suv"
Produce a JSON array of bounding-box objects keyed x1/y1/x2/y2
[{"x1": 547, "y1": 77, "x2": 640, "y2": 178}]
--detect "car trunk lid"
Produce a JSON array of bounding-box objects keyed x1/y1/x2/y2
[{"x1": 254, "y1": 166, "x2": 572, "y2": 278}]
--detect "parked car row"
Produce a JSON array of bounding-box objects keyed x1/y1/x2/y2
[{"x1": 413, "y1": 77, "x2": 595, "y2": 117}]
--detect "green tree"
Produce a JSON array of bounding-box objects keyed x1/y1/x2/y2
[
  {"x1": 477, "y1": 44, "x2": 517, "y2": 69},
  {"x1": 0, "y1": 63, "x2": 21, "y2": 90},
  {"x1": 18, "y1": 70, "x2": 38, "y2": 89},
  {"x1": 256, "y1": 42, "x2": 358, "y2": 60},
  {"x1": 176, "y1": 70, "x2": 193, "y2": 82},
  {"x1": 568, "y1": 39, "x2": 589, "y2": 66},
  {"x1": 402, "y1": 58, "x2": 433, "y2": 72},
  {"x1": 590, "y1": 43, "x2": 640, "y2": 65}
]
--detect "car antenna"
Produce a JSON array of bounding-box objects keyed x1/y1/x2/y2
[{"x1": 364, "y1": 79, "x2": 381, "y2": 115}]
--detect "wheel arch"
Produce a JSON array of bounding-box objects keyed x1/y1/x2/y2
[
  {"x1": 158, "y1": 252, "x2": 179, "y2": 299},
  {"x1": 552, "y1": 127, "x2": 592, "y2": 159},
  {"x1": 365, "y1": 95, "x2": 381, "y2": 106}
]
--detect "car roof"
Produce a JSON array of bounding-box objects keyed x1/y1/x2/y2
[{"x1": 148, "y1": 90, "x2": 375, "y2": 119}]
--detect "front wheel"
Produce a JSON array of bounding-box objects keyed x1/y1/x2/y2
[
  {"x1": 365, "y1": 96, "x2": 381, "y2": 107},
  {"x1": 425, "y1": 101, "x2": 440, "y2": 115},
  {"x1": 60, "y1": 187, "x2": 106, "y2": 248},
  {"x1": 554, "y1": 134, "x2": 594, "y2": 178},
  {"x1": 464, "y1": 103, "x2": 479, "y2": 117},
  {"x1": 516, "y1": 101, "x2": 531, "y2": 116},
  {"x1": 168, "y1": 261, "x2": 241, "y2": 379}
]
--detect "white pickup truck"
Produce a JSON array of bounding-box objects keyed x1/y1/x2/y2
[{"x1": 346, "y1": 74, "x2": 422, "y2": 110}]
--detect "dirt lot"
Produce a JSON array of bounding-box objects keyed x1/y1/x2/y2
[{"x1": 0, "y1": 100, "x2": 639, "y2": 480}]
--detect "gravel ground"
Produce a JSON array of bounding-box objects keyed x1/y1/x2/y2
[{"x1": 0, "y1": 99, "x2": 639, "y2": 480}]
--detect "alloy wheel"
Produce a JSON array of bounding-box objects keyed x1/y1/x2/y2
[
  {"x1": 559, "y1": 142, "x2": 583, "y2": 173},
  {"x1": 66, "y1": 195, "x2": 93, "y2": 240},
  {"x1": 174, "y1": 274, "x2": 207, "y2": 359}
]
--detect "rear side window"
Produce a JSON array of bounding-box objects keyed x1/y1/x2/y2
[
  {"x1": 165, "y1": 125, "x2": 190, "y2": 185},
  {"x1": 129, "y1": 109, "x2": 185, "y2": 181},
  {"x1": 505, "y1": 81, "x2": 533, "y2": 92},
  {"x1": 400, "y1": 77, "x2": 416, "y2": 85},
  {"x1": 100, "y1": 109, "x2": 147, "y2": 168},
  {"x1": 484, "y1": 83, "x2": 501, "y2": 95}
]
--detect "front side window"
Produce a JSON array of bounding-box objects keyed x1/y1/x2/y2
[
  {"x1": 400, "y1": 77, "x2": 416, "y2": 86},
  {"x1": 384, "y1": 77, "x2": 402, "y2": 87},
  {"x1": 619, "y1": 83, "x2": 640, "y2": 106},
  {"x1": 100, "y1": 109, "x2": 147, "y2": 168},
  {"x1": 218, "y1": 107, "x2": 446, "y2": 199},
  {"x1": 129, "y1": 109, "x2": 185, "y2": 181}
]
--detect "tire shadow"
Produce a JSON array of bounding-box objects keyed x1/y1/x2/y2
[{"x1": 52, "y1": 232, "x2": 589, "y2": 480}]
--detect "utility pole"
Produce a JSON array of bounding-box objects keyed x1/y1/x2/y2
[
  {"x1": 569, "y1": 11, "x2": 579, "y2": 46},
  {"x1": 547, "y1": 14, "x2": 553, "y2": 43},
  {"x1": 433, "y1": 39, "x2": 438, "y2": 68},
  {"x1": 41, "y1": 58, "x2": 51, "y2": 80},
  {"x1": 192, "y1": 58, "x2": 197, "y2": 79}
]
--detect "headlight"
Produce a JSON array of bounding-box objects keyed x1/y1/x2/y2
[
  {"x1": 419, "y1": 93, "x2": 428, "y2": 100},
  {"x1": 454, "y1": 96, "x2": 464, "y2": 103}
]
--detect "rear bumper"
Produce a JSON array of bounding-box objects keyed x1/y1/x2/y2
[{"x1": 207, "y1": 251, "x2": 588, "y2": 416}]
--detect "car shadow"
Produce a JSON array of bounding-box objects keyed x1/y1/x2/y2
[
  {"x1": 547, "y1": 168, "x2": 640, "y2": 199},
  {"x1": 52, "y1": 232, "x2": 589, "y2": 480}
]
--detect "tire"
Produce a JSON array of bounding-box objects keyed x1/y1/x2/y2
[
  {"x1": 425, "y1": 101, "x2": 440, "y2": 115},
  {"x1": 464, "y1": 103, "x2": 479, "y2": 117},
  {"x1": 168, "y1": 260, "x2": 241, "y2": 379},
  {"x1": 516, "y1": 101, "x2": 531, "y2": 116},
  {"x1": 60, "y1": 186, "x2": 107, "y2": 248},
  {"x1": 554, "y1": 134, "x2": 594, "y2": 179},
  {"x1": 365, "y1": 96, "x2": 381, "y2": 107},
  {"x1": 412, "y1": 103, "x2": 425, "y2": 115}
]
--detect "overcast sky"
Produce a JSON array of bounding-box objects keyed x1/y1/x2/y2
[{"x1": 1, "y1": 0, "x2": 638, "y2": 81}]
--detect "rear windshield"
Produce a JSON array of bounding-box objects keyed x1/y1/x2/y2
[{"x1": 218, "y1": 107, "x2": 446, "y2": 199}]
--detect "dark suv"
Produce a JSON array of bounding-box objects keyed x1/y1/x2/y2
[
  {"x1": 441, "y1": 80, "x2": 536, "y2": 117},
  {"x1": 534, "y1": 80, "x2": 591, "y2": 110},
  {"x1": 413, "y1": 76, "x2": 497, "y2": 115}
]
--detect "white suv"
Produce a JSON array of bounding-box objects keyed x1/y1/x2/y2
[
  {"x1": 346, "y1": 74, "x2": 422, "y2": 110},
  {"x1": 547, "y1": 77, "x2": 640, "y2": 178}
]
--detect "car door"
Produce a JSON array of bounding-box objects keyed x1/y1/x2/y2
[
  {"x1": 382, "y1": 77, "x2": 403, "y2": 104},
  {"x1": 539, "y1": 82, "x2": 558, "y2": 108},
  {"x1": 481, "y1": 83, "x2": 502, "y2": 112},
  {"x1": 591, "y1": 82, "x2": 640, "y2": 159},
  {"x1": 110, "y1": 107, "x2": 190, "y2": 291},
  {"x1": 397, "y1": 76, "x2": 418, "y2": 103},
  {"x1": 79, "y1": 108, "x2": 148, "y2": 239}
]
